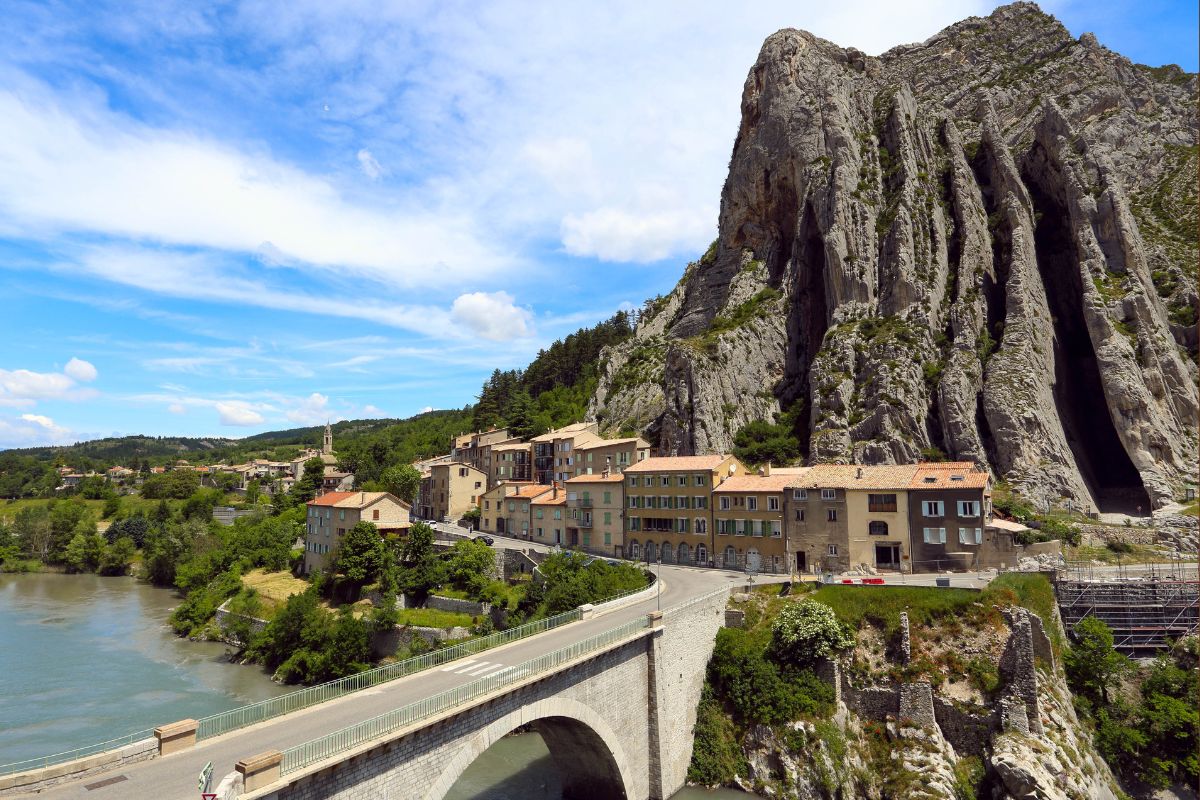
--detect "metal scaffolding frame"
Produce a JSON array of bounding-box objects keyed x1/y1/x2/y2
[{"x1": 1055, "y1": 569, "x2": 1199, "y2": 652}]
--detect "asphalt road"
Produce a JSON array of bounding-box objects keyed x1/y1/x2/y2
[{"x1": 23, "y1": 564, "x2": 743, "y2": 800}]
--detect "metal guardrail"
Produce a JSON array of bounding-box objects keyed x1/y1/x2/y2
[
  {"x1": 195, "y1": 607, "x2": 581, "y2": 741},
  {"x1": 0, "y1": 728, "x2": 154, "y2": 777},
  {"x1": 280, "y1": 616, "x2": 651, "y2": 775},
  {"x1": 662, "y1": 585, "x2": 731, "y2": 617}
]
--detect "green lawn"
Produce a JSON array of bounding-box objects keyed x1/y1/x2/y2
[
  {"x1": 1181, "y1": 500, "x2": 1199, "y2": 517},
  {"x1": 809, "y1": 584, "x2": 981, "y2": 635},
  {"x1": 395, "y1": 607, "x2": 476, "y2": 629}
]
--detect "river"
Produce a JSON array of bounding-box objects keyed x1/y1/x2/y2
[
  {"x1": 0, "y1": 572, "x2": 288, "y2": 767},
  {"x1": 1, "y1": 573, "x2": 748, "y2": 798}
]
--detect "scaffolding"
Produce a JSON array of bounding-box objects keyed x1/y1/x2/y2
[{"x1": 1055, "y1": 570, "x2": 1199, "y2": 653}]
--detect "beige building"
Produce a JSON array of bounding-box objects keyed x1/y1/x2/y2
[
  {"x1": 531, "y1": 422, "x2": 600, "y2": 484},
  {"x1": 787, "y1": 464, "x2": 919, "y2": 572},
  {"x1": 623, "y1": 454, "x2": 745, "y2": 567},
  {"x1": 565, "y1": 471, "x2": 625, "y2": 557},
  {"x1": 530, "y1": 484, "x2": 568, "y2": 546},
  {"x1": 454, "y1": 428, "x2": 518, "y2": 478},
  {"x1": 489, "y1": 441, "x2": 533, "y2": 485},
  {"x1": 571, "y1": 436, "x2": 650, "y2": 479},
  {"x1": 418, "y1": 462, "x2": 488, "y2": 522},
  {"x1": 303, "y1": 491, "x2": 411, "y2": 575},
  {"x1": 713, "y1": 470, "x2": 792, "y2": 574},
  {"x1": 480, "y1": 481, "x2": 540, "y2": 535}
]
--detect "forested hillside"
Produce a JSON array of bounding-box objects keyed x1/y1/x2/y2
[{"x1": 473, "y1": 310, "x2": 634, "y2": 437}]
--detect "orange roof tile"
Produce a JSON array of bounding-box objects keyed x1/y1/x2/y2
[
  {"x1": 309, "y1": 492, "x2": 356, "y2": 506},
  {"x1": 532, "y1": 493, "x2": 567, "y2": 505},
  {"x1": 714, "y1": 474, "x2": 798, "y2": 492},
  {"x1": 910, "y1": 463, "x2": 990, "y2": 490},
  {"x1": 624, "y1": 455, "x2": 730, "y2": 472},
  {"x1": 565, "y1": 473, "x2": 625, "y2": 483},
  {"x1": 788, "y1": 464, "x2": 920, "y2": 490}
]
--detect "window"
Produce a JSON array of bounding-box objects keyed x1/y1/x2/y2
[
  {"x1": 957, "y1": 500, "x2": 981, "y2": 517},
  {"x1": 628, "y1": 476, "x2": 637, "y2": 487},
  {"x1": 950, "y1": 475, "x2": 965, "y2": 482},
  {"x1": 923, "y1": 527, "x2": 947, "y2": 544},
  {"x1": 695, "y1": 518, "x2": 707, "y2": 534},
  {"x1": 536, "y1": 509, "x2": 544, "y2": 519},
  {"x1": 747, "y1": 497, "x2": 758, "y2": 511},
  {"x1": 554, "y1": 509, "x2": 562, "y2": 520},
  {"x1": 720, "y1": 496, "x2": 731, "y2": 510},
  {"x1": 630, "y1": 541, "x2": 640, "y2": 559},
  {"x1": 923, "y1": 500, "x2": 945, "y2": 517},
  {"x1": 603, "y1": 491, "x2": 611, "y2": 504},
  {"x1": 373, "y1": 509, "x2": 380, "y2": 521},
  {"x1": 795, "y1": 508, "x2": 805, "y2": 522},
  {"x1": 959, "y1": 527, "x2": 983, "y2": 545},
  {"x1": 717, "y1": 519, "x2": 729, "y2": 535},
  {"x1": 536, "y1": 527, "x2": 544, "y2": 538},
  {"x1": 697, "y1": 545, "x2": 707, "y2": 563},
  {"x1": 869, "y1": 521, "x2": 888, "y2": 536},
  {"x1": 736, "y1": 520, "x2": 746, "y2": 536},
  {"x1": 629, "y1": 496, "x2": 637, "y2": 509},
  {"x1": 867, "y1": 493, "x2": 897, "y2": 512},
  {"x1": 793, "y1": 489, "x2": 808, "y2": 500},
  {"x1": 678, "y1": 475, "x2": 688, "y2": 487},
  {"x1": 474, "y1": 481, "x2": 482, "y2": 489},
  {"x1": 821, "y1": 489, "x2": 836, "y2": 500},
  {"x1": 604, "y1": 532, "x2": 611, "y2": 545},
  {"x1": 827, "y1": 508, "x2": 838, "y2": 522},
  {"x1": 695, "y1": 496, "x2": 708, "y2": 509},
  {"x1": 768, "y1": 496, "x2": 780, "y2": 511},
  {"x1": 678, "y1": 518, "x2": 688, "y2": 533},
  {"x1": 629, "y1": 517, "x2": 641, "y2": 531},
  {"x1": 459, "y1": 468, "x2": 467, "y2": 477},
  {"x1": 771, "y1": 521, "x2": 781, "y2": 537},
  {"x1": 827, "y1": 544, "x2": 839, "y2": 556}
]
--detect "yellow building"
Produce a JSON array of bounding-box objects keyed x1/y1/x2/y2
[
  {"x1": 418, "y1": 462, "x2": 488, "y2": 522},
  {"x1": 530, "y1": 484, "x2": 568, "y2": 546},
  {"x1": 713, "y1": 471, "x2": 792, "y2": 574},
  {"x1": 303, "y1": 491, "x2": 411, "y2": 575},
  {"x1": 565, "y1": 471, "x2": 625, "y2": 557},
  {"x1": 623, "y1": 454, "x2": 745, "y2": 567}
]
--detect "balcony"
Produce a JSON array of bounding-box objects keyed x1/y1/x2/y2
[
  {"x1": 578, "y1": 517, "x2": 594, "y2": 528},
  {"x1": 580, "y1": 497, "x2": 593, "y2": 507},
  {"x1": 868, "y1": 502, "x2": 897, "y2": 513}
]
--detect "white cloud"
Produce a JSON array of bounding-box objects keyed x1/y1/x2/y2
[
  {"x1": 450, "y1": 291, "x2": 532, "y2": 341},
  {"x1": 561, "y1": 207, "x2": 715, "y2": 263},
  {"x1": 420, "y1": 406, "x2": 433, "y2": 413},
  {"x1": 0, "y1": 83, "x2": 509, "y2": 288},
  {"x1": 216, "y1": 401, "x2": 265, "y2": 426},
  {"x1": 356, "y1": 148, "x2": 383, "y2": 180},
  {"x1": 63, "y1": 357, "x2": 98, "y2": 382},
  {"x1": 167, "y1": 403, "x2": 187, "y2": 414},
  {"x1": 286, "y1": 392, "x2": 337, "y2": 425},
  {"x1": 0, "y1": 414, "x2": 74, "y2": 447},
  {"x1": 0, "y1": 365, "x2": 98, "y2": 406},
  {"x1": 361, "y1": 404, "x2": 388, "y2": 418}
]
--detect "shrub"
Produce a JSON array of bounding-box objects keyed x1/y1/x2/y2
[
  {"x1": 710, "y1": 627, "x2": 834, "y2": 725},
  {"x1": 687, "y1": 685, "x2": 747, "y2": 785},
  {"x1": 770, "y1": 600, "x2": 855, "y2": 666}
]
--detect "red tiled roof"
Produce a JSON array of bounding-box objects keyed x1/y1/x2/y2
[
  {"x1": 789, "y1": 464, "x2": 920, "y2": 490},
  {"x1": 910, "y1": 462, "x2": 990, "y2": 490},
  {"x1": 308, "y1": 492, "x2": 356, "y2": 506},
  {"x1": 715, "y1": 474, "x2": 797, "y2": 492},
  {"x1": 565, "y1": 473, "x2": 625, "y2": 483},
  {"x1": 624, "y1": 455, "x2": 730, "y2": 472}
]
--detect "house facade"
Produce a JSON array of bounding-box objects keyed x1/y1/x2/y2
[
  {"x1": 530, "y1": 484, "x2": 568, "y2": 545},
  {"x1": 623, "y1": 454, "x2": 744, "y2": 567},
  {"x1": 530, "y1": 422, "x2": 600, "y2": 484},
  {"x1": 713, "y1": 471, "x2": 791, "y2": 574},
  {"x1": 564, "y1": 471, "x2": 625, "y2": 557},
  {"x1": 303, "y1": 491, "x2": 411, "y2": 575},
  {"x1": 489, "y1": 442, "x2": 533, "y2": 485},
  {"x1": 570, "y1": 437, "x2": 650, "y2": 479},
  {"x1": 479, "y1": 482, "x2": 553, "y2": 537},
  {"x1": 418, "y1": 463, "x2": 488, "y2": 522},
  {"x1": 907, "y1": 462, "x2": 993, "y2": 570}
]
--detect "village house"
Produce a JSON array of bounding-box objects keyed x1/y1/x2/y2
[
  {"x1": 907, "y1": 462, "x2": 993, "y2": 570},
  {"x1": 571, "y1": 436, "x2": 650, "y2": 479},
  {"x1": 417, "y1": 462, "x2": 488, "y2": 522},
  {"x1": 530, "y1": 422, "x2": 601, "y2": 484},
  {"x1": 453, "y1": 428, "x2": 518, "y2": 478},
  {"x1": 479, "y1": 482, "x2": 554, "y2": 538},
  {"x1": 489, "y1": 441, "x2": 533, "y2": 485},
  {"x1": 302, "y1": 491, "x2": 411, "y2": 574},
  {"x1": 565, "y1": 469, "x2": 625, "y2": 557},
  {"x1": 713, "y1": 468, "x2": 792, "y2": 574},
  {"x1": 530, "y1": 484, "x2": 568, "y2": 545},
  {"x1": 622, "y1": 454, "x2": 745, "y2": 567}
]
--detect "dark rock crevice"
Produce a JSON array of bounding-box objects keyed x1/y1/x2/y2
[{"x1": 782, "y1": 202, "x2": 830, "y2": 459}]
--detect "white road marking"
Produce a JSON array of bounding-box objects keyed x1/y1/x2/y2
[{"x1": 442, "y1": 660, "x2": 477, "y2": 672}]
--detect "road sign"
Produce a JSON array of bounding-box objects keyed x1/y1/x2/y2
[{"x1": 198, "y1": 761, "x2": 213, "y2": 795}]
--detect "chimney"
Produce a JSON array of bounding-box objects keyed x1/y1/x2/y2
[
  {"x1": 553, "y1": 482, "x2": 559, "y2": 499},
  {"x1": 764, "y1": 461, "x2": 771, "y2": 477},
  {"x1": 757, "y1": 466, "x2": 765, "y2": 477},
  {"x1": 604, "y1": 455, "x2": 612, "y2": 478},
  {"x1": 856, "y1": 467, "x2": 863, "y2": 479}
]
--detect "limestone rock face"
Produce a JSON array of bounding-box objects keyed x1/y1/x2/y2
[{"x1": 591, "y1": 1, "x2": 1198, "y2": 512}]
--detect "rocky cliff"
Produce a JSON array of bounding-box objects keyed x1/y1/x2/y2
[{"x1": 591, "y1": 2, "x2": 1198, "y2": 513}]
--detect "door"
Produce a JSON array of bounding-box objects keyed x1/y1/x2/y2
[
  {"x1": 746, "y1": 549, "x2": 761, "y2": 573},
  {"x1": 497, "y1": 518, "x2": 505, "y2": 534},
  {"x1": 796, "y1": 551, "x2": 807, "y2": 572},
  {"x1": 875, "y1": 543, "x2": 900, "y2": 568}
]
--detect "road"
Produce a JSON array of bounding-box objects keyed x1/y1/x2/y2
[{"x1": 22, "y1": 564, "x2": 745, "y2": 800}]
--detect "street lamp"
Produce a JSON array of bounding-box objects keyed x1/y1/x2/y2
[{"x1": 656, "y1": 550, "x2": 662, "y2": 612}]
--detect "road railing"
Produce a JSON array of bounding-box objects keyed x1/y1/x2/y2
[
  {"x1": 0, "y1": 728, "x2": 154, "y2": 777},
  {"x1": 280, "y1": 616, "x2": 651, "y2": 776}
]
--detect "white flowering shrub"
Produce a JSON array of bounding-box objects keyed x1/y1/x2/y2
[{"x1": 770, "y1": 600, "x2": 854, "y2": 666}]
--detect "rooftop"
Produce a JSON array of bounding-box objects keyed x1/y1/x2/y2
[
  {"x1": 529, "y1": 421, "x2": 598, "y2": 442},
  {"x1": 624, "y1": 455, "x2": 730, "y2": 472},
  {"x1": 910, "y1": 462, "x2": 991, "y2": 490},
  {"x1": 309, "y1": 491, "x2": 410, "y2": 509},
  {"x1": 565, "y1": 472, "x2": 625, "y2": 483},
  {"x1": 714, "y1": 473, "x2": 799, "y2": 492},
  {"x1": 789, "y1": 464, "x2": 920, "y2": 490}
]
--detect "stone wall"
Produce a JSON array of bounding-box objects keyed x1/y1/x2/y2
[
  {"x1": 0, "y1": 739, "x2": 157, "y2": 797},
  {"x1": 898, "y1": 682, "x2": 935, "y2": 728},
  {"x1": 932, "y1": 697, "x2": 998, "y2": 757},
  {"x1": 999, "y1": 608, "x2": 1043, "y2": 735},
  {"x1": 426, "y1": 595, "x2": 490, "y2": 616},
  {"x1": 215, "y1": 599, "x2": 269, "y2": 644},
  {"x1": 370, "y1": 625, "x2": 472, "y2": 659}
]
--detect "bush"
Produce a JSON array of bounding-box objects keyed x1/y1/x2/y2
[
  {"x1": 709, "y1": 627, "x2": 834, "y2": 725},
  {"x1": 687, "y1": 685, "x2": 747, "y2": 785},
  {"x1": 770, "y1": 600, "x2": 855, "y2": 666}
]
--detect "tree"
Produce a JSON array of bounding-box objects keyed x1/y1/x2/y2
[
  {"x1": 445, "y1": 539, "x2": 497, "y2": 589},
  {"x1": 292, "y1": 457, "x2": 326, "y2": 504},
  {"x1": 13, "y1": 507, "x2": 52, "y2": 560},
  {"x1": 99, "y1": 537, "x2": 136, "y2": 576},
  {"x1": 769, "y1": 600, "x2": 855, "y2": 666},
  {"x1": 733, "y1": 419, "x2": 801, "y2": 466},
  {"x1": 64, "y1": 530, "x2": 106, "y2": 573},
  {"x1": 379, "y1": 464, "x2": 421, "y2": 506},
  {"x1": 102, "y1": 496, "x2": 121, "y2": 519},
  {"x1": 245, "y1": 479, "x2": 261, "y2": 506},
  {"x1": 332, "y1": 522, "x2": 386, "y2": 599},
  {"x1": 1065, "y1": 616, "x2": 1131, "y2": 703}
]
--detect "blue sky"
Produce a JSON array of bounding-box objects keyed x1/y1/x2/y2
[{"x1": 1, "y1": 0, "x2": 1195, "y2": 448}]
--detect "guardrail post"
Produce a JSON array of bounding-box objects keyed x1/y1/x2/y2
[
  {"x1": 578, "y1": 603, "x2": 595, "y2": 620},
  {"x1": 237, "y1": 750, "x2": 283, "y2": 792},
  {"x1": 153, "y1": 719, "x2": 197, "y2": 756},
  {"x1": 647, "y1": 610, "x2": 663, "y2": 629}
]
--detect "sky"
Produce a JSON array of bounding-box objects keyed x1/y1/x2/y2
[{"x1": 1, "y1": 0, "x2": 1196, "y2": 449}]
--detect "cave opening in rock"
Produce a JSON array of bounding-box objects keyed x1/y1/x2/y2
[
  {"x1": 783, "y1": 202, "x2": 830, "y2": 459},
  {"x1": 1024, "y1": 171, "x2": 1150, "y2": 513}
]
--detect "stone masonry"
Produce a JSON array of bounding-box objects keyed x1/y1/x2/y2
[
  {"x1": 250, "y1": 590, "x2": 730, "y2": 800},
  {"x1": 999, "y1": 608, "x2": 1044, "y2": 735}
]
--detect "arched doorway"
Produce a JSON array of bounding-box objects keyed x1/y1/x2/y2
[
  {"x1": 660, "y1": 543, "x2": 674, "y2": 564},
  {"x1": 644, "y1": 541, "x2": 657, "y2": 563},
  {"x1": 677, "y1": 542, "x2": 690, "y2": 565},
  {"x1": 723, "y1": 546, "x2": 737, "y2": 569},
  {"x1": 696, "y1": 544, "x2": 707, "y2": 565}
]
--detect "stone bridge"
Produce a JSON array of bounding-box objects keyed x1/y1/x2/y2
[{"x1": 241, "y1": 590, "x2": 728, "y2": 800}]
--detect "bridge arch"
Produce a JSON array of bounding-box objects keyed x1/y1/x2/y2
[{"x1": 425, "y1": 697, "x2": 635, "y2": 800}]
